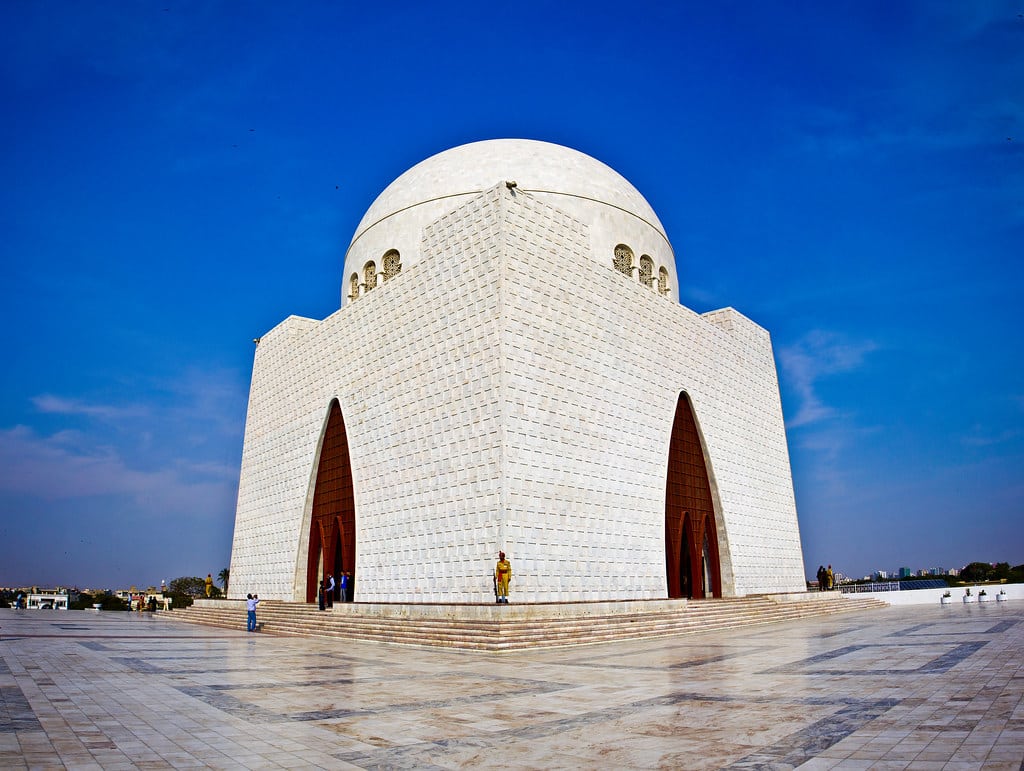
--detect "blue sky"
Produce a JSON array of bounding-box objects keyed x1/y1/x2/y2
[{"x1": 1, "y1": 1, "x2": 1021, "y2": 590}]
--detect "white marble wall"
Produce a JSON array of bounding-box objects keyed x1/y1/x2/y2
[{"x1": 228, "y1": 184, "x2": 806, "y2": 602}]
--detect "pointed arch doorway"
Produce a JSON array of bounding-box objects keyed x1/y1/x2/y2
[
  {"x1": 665, "y1": 392, "x2": 722, "y2": 599},
  {"x1": 305, "y1": 400, "x2": 356, "y2": 603}
]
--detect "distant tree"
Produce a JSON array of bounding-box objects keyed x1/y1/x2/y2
[
  {"x1": 960, "y1": 562, "x2": 994, "y2": 583},
  {"x1": 167, "y1": 576, "x2": 206, "y2": 607},
  {"x1": 100, "y1": 592, "x2": 130, "y2": 611},
  {"x1": 169, "y1": 576, "x2": 206, "y2": 597},
  {"x1": 218, "y1": 567, "x2": 230, "y2": 592},
  {"x1": 72, "y1": 591, "x2": 128, "y2": 611},
  {"x1": 992, "y1": 562, "x2": 1011, "y2": 581}
]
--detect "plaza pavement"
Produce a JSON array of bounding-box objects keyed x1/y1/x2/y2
[{"x1": 0, "y1": 601, "x2": 1021, "y2": 770}]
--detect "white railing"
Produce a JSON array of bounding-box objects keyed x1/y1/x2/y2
[{"x1": 838, "y1": 581, "x2": 901, "y2": 593}]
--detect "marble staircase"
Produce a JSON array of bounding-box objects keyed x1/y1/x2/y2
[{"x1": 164, "y1": 593, "x2": 887, "y2": 651}]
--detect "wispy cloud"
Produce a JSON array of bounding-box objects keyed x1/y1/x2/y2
[
  {"x1": 0, "y1": 425, "x2": 232, "y2": 509},
  {"x1": 778, "y1": 330, "x2": 877, "y2": 428},
  {"x1": 32, "y1": 394, "x2": 149, "y2": 420},
  {"x1": 783, "y1": 4, "x2": 1024, "y2": 169},
  {"x1": 6, "y1": 367, "x2": 247, "y2": 505},
  {"x1": 960, "y1": 426, "x2": 1022, "y2": 448},
  {"x1": 33, "y1": 366, "x2": 244, "y2": 438},
  {"x1": 0, "y1": 421, "x2": 238, "y2": 587}
]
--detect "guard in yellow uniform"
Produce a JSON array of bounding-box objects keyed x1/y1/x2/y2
[
  {"x1": 494, "y1": 552, "x2": 512, "y2": 604},
  {"x1": 205, "y1": 574, "x2": 214, "y2": 598}
]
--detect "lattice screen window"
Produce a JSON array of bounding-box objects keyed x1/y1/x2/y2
[
  {"x1": 658, "y1": 266, "x2": 669, "y2": 296},
  {"x1": 382, "y1": 249, "x2": 402, "y2": 281},
  {"x1": 349, "y1": 273, "x2": 360, "y2": 300},
  {"x1": 613, "y1": 244, "x2": 633, "y2": 276},
  {"x1": 639, "y1": 255, "x2": 654, "y2": 287},
  {"x1": 363, "y1": 261, "x2": 378, "y2": 292}
]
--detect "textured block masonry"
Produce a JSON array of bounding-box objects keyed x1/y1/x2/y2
[{"x1": 228, "y1": 181, "x2": 805, "y2": 602}]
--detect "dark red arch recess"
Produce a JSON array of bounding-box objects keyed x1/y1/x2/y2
[
  {"x1": 665, "y1": 393, "x2": 722, "y2": 599},
  {"x1": 305, "y1": 400, "x2": 356, "y2": 603}
]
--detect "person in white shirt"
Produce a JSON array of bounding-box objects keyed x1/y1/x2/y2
[{"x1": 246, "y1": 593, "x2": 260, "y2": 632}]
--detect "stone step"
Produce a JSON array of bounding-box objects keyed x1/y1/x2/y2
[
  {"x1": 164, "y1": 594, "x2": 886, "y2": 650},
  {"x1": 171, "y1": 610, "x2": 880, "y2": 646},
  {"x1": 175, "y1": 602, "x2": 838, "y2": 634},
  {"x1": 238, "y1": 598, "x2": 873, "y2": 626}
]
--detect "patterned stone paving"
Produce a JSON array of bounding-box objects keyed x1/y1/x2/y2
[{"x1": 0, "y1": 602, "x2": 1021, "y2": 769}]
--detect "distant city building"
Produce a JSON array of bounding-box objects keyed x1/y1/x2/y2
[
  {"x1": 227, "y1": 139, "x2": 808, "y2": 603},
  {"x1": 899, "y1": 567, "x2": 912, "y2": 578},
  {"x1": 25, "y1": 589, "x2": 73, "y2": 610}
]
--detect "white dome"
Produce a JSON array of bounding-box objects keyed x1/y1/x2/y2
[{"x1": 342, "y1": 139, "x2": 675, "y2": 306}]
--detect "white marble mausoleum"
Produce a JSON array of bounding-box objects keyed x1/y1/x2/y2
[{"x1": 227, "y1": 139, "x2": 807, "y2": 603}]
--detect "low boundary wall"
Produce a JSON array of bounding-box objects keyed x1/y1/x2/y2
[{"x1": 844, "y1": 583, "x2": 1021, "y2": 606}]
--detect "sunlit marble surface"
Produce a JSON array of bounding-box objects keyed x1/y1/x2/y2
[{"x1": 0, "y1": 603, "x2": 1021, "y2": 769}]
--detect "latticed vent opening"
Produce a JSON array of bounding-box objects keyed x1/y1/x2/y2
[
  {"x1": 382, "y1": 249, "x2": 402, "y2": 281},
  {"x1": 613, "y1": 244, "x2": 633, "y2": 276},
  {"x1": 613, "y1": 245, "x2": 671, "y2": 298},
  {"x1": 363, "y1": 261, "x2": 378, "y2": 292},
  {"x1": 639, "y1": 255, "x2": 654, "y2": 287}
]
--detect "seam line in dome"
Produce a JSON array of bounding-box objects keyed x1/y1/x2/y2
[
  {"x1": 345, "y1": 189, "x2": 672, "y2": 260},
  {"x1": 525, "y1": 190, "x2": 671, "y2": 248}
]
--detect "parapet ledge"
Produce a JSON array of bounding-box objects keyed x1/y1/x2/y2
[
  {"x1": 701, "y1": 306, "x2": 770, "y2": 342},
  {"x1": 191, "y1": 598, "x2": 246, "y2": 609},
  {"x1": 257, "y1": 314, "x2": 320, "y2": 347}
]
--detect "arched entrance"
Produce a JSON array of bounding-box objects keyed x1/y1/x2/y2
[
  {"x1": 665, "y1": 392, "x2": 722, "y2": 599},
  {"x1": 305, "y1": 400, "x2": 356, "y2": 603}
]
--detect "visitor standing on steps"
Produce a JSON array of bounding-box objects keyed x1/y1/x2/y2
[
  {"x1": 246, "y1": 593, "x2": 260, "y2": 631},
  {"x1": 495, "y1": 551, "x2": 512, "y2": 604}
]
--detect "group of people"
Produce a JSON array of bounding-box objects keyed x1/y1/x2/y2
[
  {"x1": 125, "y1": 593, "x2": 158, "y2": 612},
  {"x1": 816, "y1": 564, "x2": 835, "y2": 591},
  {"x1": 317, "y1": 572, "x2": 352, "y2": 610},
  {"x1": 245, "y1": 551, "x2": 514, "y2": 632}
]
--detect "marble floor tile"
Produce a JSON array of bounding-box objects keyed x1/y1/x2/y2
[{"x1": 0, "y1": 601, "x2": 1021, "y2": 769}]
